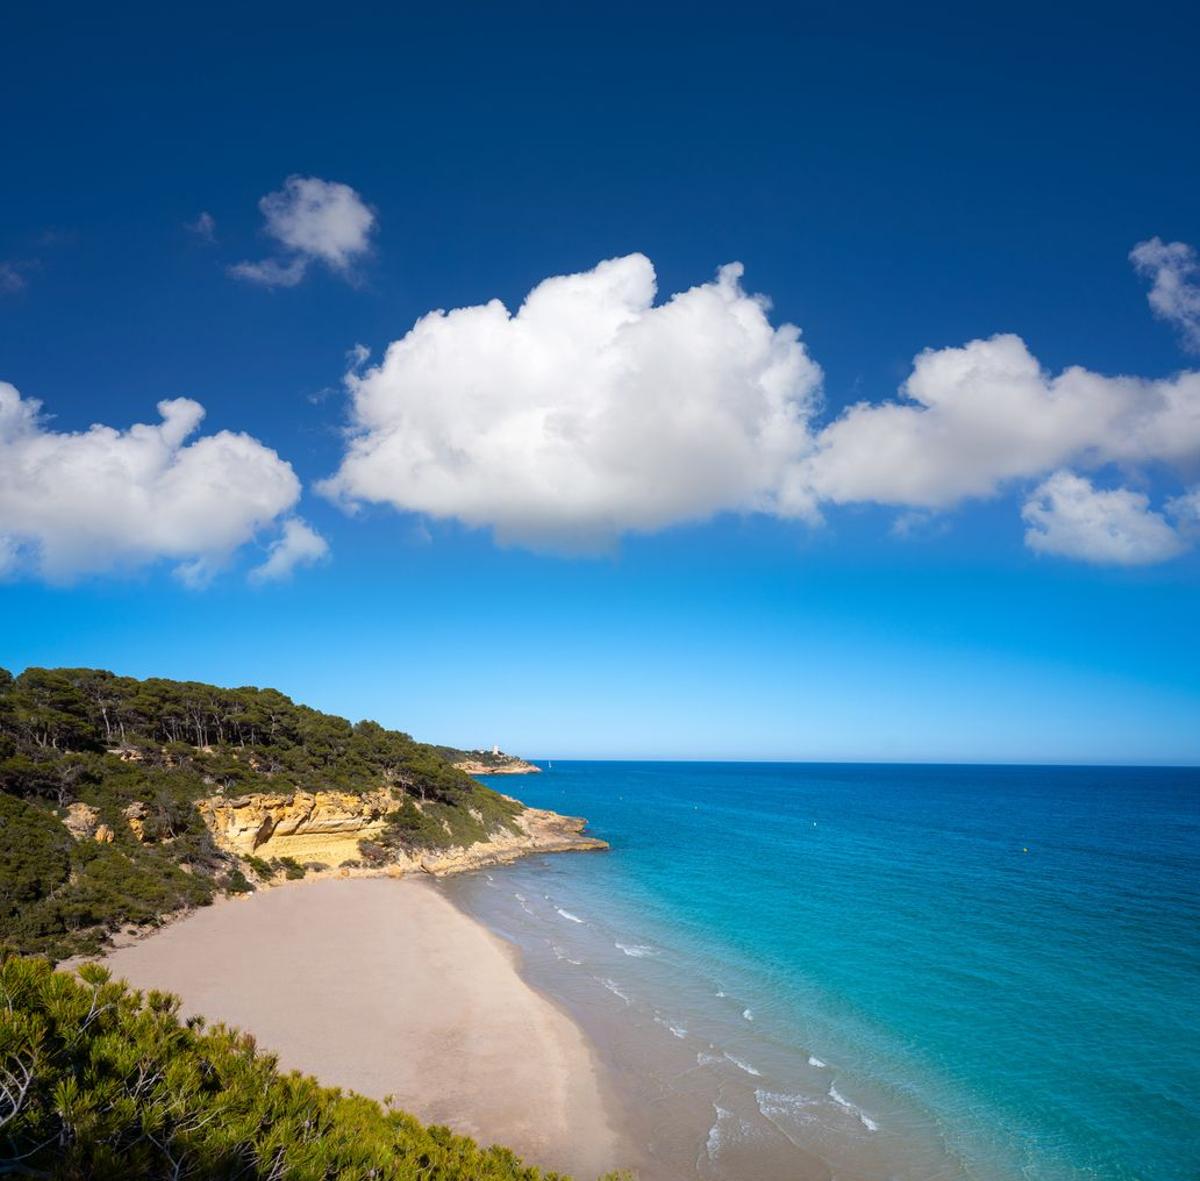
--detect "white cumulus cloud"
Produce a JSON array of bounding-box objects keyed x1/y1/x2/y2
[
  {"x1": 249, "y1": 517, "x2": 330, "y2": 583},
  {"x1": 1022, "y1": 471, "x2": 1185, "y2": 565},
  {"x1": 320, "y1": 254, "x2": 822, "y2": 551},
  {"x1": 231, "y1": 176, "x2": 375, "y2": 289},
  {"x1": 800, "y1": 333, "x2": 1200, "y2": 509},
  {"x1": 1130, "y1": 237, "x2": 1200, "y2": 353},
  {"x1": 0, "y1": 382, "x2": 316, "y2": 585},
  {"x1": 320, "y1": 248, "x2": 1200, "y2": 566}
]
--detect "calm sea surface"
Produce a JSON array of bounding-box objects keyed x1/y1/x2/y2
[{"x1": 447, "y1": 763, "x2": 1199, "y2": 1181}]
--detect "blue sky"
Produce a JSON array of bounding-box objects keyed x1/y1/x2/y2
[{"x1": 2, "y1": 0, "x2": 1199, "y2": 762}]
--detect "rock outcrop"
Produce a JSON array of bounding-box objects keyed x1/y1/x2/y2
[
  {"x1": 196, "y1": 789, "x2": 606, "y2": 874},
  {"x1": 63, "y1": 802, "x2": 101, "y2": 841},
  {"x1": 453, "y1": 757, "x2": 542, "y2": 776},
  {"x1": 197, "y1": 789, "x2": 397, "y2": 865},
  {"x1": 123, "y1": 802, "x2": 151, "y2": 842},
  {"x1": 61, "y1": 804, "x2": 116, "y2": 844}
]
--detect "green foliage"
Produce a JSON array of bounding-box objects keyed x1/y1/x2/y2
[
  {"x1": 0, "y1": 668, "x2": 528, "y2": 961},
  {"x1": 0, "y1": 794, "x2": 73, "y2": 918},
  {"x1": 379, "y1": 789, "x2": 523, "y2": 853},
  {"x1": 223, "y1": 867, "x2": 254, "y2": 894},
  {"x1": 275, "y1": 856, "x2": 306, "y2": 880},
  {"x1": 435, "y1": 745, "x2": 530, "y2": 770},
  {"x1": 380, "y1": 797, "x2": 452, "y2": 847},
  {"x1": 243, "y1": 854, "x2": 275, "y2": 881},
  {"x1": 4, "y1": 840, "x2": 215, "y2": 961},
  {"x1": 0, "y1": 955, "x2": 627, "y2": 1181}
]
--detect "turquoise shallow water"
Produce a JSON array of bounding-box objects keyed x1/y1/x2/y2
[{"x1": 461, "y1": 763, "x2": 1199, "y2": 1180}]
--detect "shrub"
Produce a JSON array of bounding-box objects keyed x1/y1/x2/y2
[
  {"x1": 275, "y1": 856, "x2": 306, "y2": 880},
  {"x1": 243, "y1": 854, "x2": 275, "y2": 880},
  {"x1": 224, "y1": 867, "x2": 254, "y2": 894}
]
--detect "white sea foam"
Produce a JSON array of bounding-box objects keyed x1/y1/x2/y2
[
  {"x1": 705, "y1": 1104, "x2": 754, "y2": 1161},
  {"x1": 555, "y1": 908, "x2": 584, "y2": 924},
  {"x1": 705, "y1": 1106, "x2": 731, "y2": 1161},
  {"x1": 829, "y1": 1085, "x2": 879, "y2": 1132},
  {"x1": 550, "y1": 945, "x2": 582, "y2": 966},
  {"x1": 808, "y1": 1055, "x2": 827, "y2": 1068},
  {"x1": 742, "y1": 1007, "x2": 754, "y2": 1021},
  {"x1": 715, "y1": 989, "x2": 727, "y2": 998},
  {"x1": 513, "y1": 892, "x2": 535, "y2": 915},
  {"x1": 754, "y1": 1088, "x2": 823, "y2": 1141},
  {"x1": 697, "y1": 1050, "x2": 723, "y2": 1067},
  {"x1": 652, "y1": 1015, "x2": 687, "y2": 1038},
  {"x1": 615, "y1": 941, "x2": 655, "y2": 957},
  {"x1": 723, "y1": 1052, "x2": 762, "y2": 1076},
  {"x1": 756, "y1": 1088, "x2": 820, "y2": 1121},
  {"x1": 601, "y1": 978, "x2": 631, "y2": 1003}
]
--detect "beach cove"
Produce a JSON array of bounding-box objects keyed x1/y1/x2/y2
[{"x1": 104, "y1": 877, "x2": 638, "y2": 1181}]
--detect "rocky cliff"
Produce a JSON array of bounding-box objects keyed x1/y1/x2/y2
[
  {"x1": 453, "y1": 756, "x2": 542, "y2": 776},
  {"x1": 197, "y1": 789, "x2": 396, "y2": 864},
  {"x1": 196, "y1": 789, "x2": 606, "y2": 873}
]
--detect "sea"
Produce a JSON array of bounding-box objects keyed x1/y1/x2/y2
[{"x1": 444, "y1": 762, "x2": 1199, "y2": 1181}]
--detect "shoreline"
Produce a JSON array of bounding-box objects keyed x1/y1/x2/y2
[{"x1": 101, "y1": 875, "x2": 640, "y2": 1180}]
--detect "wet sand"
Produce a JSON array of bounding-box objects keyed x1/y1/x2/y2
[{"x1": 104, "y1": 877, "x2": 635, "y2": 1180}]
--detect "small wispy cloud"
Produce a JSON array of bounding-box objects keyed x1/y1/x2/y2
[
  {"x1": 229, "y1": 257, "x2": 307, "y2": 288},
  {"x1": 249, "y1": 517, "x2": 329, "y2": 583},
  {"x1": 231, "y1": 176, "x2": 376, "y2": 289},
  {"x1": 0, "y1": 261, "x2": 32, "y2": 294},
  {"x1": 1130, "y1": 237, "x2": 1200, "y2": 353},
  {"x1": 185, "y1": 211, "x2": 217, "y2": 242}
]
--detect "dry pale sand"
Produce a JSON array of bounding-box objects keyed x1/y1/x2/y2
[{"x1": 104, "y1": 877, "x2": 633, "y2": 1180}]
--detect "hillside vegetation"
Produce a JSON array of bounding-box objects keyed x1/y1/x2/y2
[
  {"x1": 0, "y1": 667, "x2": 524, "y2": 961},
  {"x1": 0, "y1": 954, "x2": 626, "y2": 1180}
]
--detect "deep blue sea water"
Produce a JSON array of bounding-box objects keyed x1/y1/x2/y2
[{"x1": 457, "y1": 763, "x2": 1199, "y2": 1181}]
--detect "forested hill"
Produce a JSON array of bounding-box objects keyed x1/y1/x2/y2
[{"x1": 0, "y1": 667, "x2": 523, "y2": 960}]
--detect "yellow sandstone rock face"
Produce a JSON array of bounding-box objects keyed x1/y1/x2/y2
[
  {"x1": 63, "y1": 802, "x2": 100, "y2": 841},
  {"x1": 123, "y1": 802, "x2": 151, "y2": 842},
  {"x1": 196, "y1": 789, "x2": 608, "y2": 873},
  {"x1": 197, "y1": 789, "x2": 397, "y2": 865},
  {"x1": 63, "y1": 804, "x2": 117, "y2": 844}
]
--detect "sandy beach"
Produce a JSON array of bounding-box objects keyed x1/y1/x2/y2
[{"x1": 103, "y1": 877, "x2": 634, "y2": 1180}]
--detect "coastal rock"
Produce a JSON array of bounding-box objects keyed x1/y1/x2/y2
[
  {"x1": 197, "y1": 789, "x2": 397, "y2": 864},
  {"x1": 453, "y1": 757, "x2": 542, "y2": 776},
  {"x1": 93, "y1": 823, "x2": 115, "y2": 843}
]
